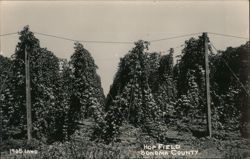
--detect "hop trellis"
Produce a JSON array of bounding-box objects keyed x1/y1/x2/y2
[{"x1": 0, "y1": 26, "x2": 249, "y2": 144}]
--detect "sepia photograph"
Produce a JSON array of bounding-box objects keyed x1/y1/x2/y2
[{"x1": 0, "y1": 0, "x2": 249, "y2": 158}]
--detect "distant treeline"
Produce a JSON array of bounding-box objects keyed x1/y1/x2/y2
[{"x1": 0, "y1": 26, "x2": 249, "y2": 144}]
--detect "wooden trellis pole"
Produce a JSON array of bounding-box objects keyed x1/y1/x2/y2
[
  {"x1": 203, "y1": 32, "x2": 212, "y2": 137},
  {"x1": 25, "y1": 44, "x2": 32, "y2": 142}
]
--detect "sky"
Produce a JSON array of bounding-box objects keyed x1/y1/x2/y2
[{"x1": 0, "y1": 0, "x2": 249, "y2": 95}]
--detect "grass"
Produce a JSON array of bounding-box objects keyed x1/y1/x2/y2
[{"x1": 1, "y1": 122, "x2": 249, "y2": 159}]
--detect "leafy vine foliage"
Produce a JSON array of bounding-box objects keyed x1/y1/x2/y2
[
  {"x1": 210, "y1": 41, "x2": 249, "y2": 134},
  {"x1": 174, "y1": 35, "x2": 208, "y2": 133},
  {"x1": 1, "y1": 26, "x2": 61, "y2": 142},
  {"x1": 0, "y1": 26, "x2": 105, "y2": 143},
  {"x1": 101, "y1": 41, "x2": 163, "y2": 142},
  {"x1": 0, "y1": 26, "x2": 249, "y2": 145},
  {"x1": 67, "y1": 42, "x2": 105, "y2": 137}
]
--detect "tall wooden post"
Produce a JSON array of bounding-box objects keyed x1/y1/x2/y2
[
  {"x1": 203, "y1": 32, "x2": 212, "y2": 137},
  {"x1": 0, "y1": 95, "x2": 2, "y2": 159},
  {"x1": 25, "y1": 45, "x2": 32, "y2": 142},
  {"x1": 169, "y1": 48, "x2": 174, "y2": 70}
]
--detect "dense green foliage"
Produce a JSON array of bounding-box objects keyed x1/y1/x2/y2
[
  {"x1": 173, "y1": 35, "x2": 208, "y2": 133},
  {"x1": 102, "y1": 41, "x2": 163, "y2": 141},
  {"x1": 210, "y1": 42, "x2": 249, "y2": 133},
  {"x1": 0, "y1": 26, "x2": 105, "y2": 143},
  {"x1": 1, "y1": 26, "x2": 62, "y2": 142},
  {"x1": 0, "y1": 26, "x2": 249, "y2": 148},
  {"x1": 173, "y1": 35, "x2": 249, "y2": 136},
  {"x1": 150, "y1": 49, "x2": 176, "y2": 122},
  {"x1": 67, "y1": 42, "x2": 105, "y2": 137}
]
